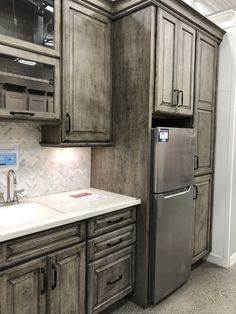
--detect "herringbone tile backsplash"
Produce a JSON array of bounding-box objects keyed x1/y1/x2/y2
[{"x1": 0, "y1": 122, "x2": 90, "y2": 198}]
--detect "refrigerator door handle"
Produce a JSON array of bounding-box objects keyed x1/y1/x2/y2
[{"x1": 163, "y1": 187, "x2": 192, "y2": 199}]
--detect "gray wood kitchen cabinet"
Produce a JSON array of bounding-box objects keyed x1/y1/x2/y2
[
  {"x1": 91, "y1": 1, "x2": 224, "y2": 308},
  {"x1": 194, "y1": 33, "x2": 218, "y2": 177},
  {"x1": 48, "y1": 244, "x2": 86, "y2": 314},
  {"x1": 155, "y1": 9, "x2": 195, "y2": 116},
  {"x1": 0, "y1": 0, "x2": 61, "y2": 58},
  {"x1": 0, "y1": 45, "x2": 60, "y2": 122},
  {"x1": 0, "y1": 257, "x2": 47, "y2": 314},
  {"x1": 87, "y1": 207, "x2": 136, "y2": 314},
  {"x1": 0, "y1": 222, "x2": 86, "y2": 314},
  {"x1": 192, "y1": 175, "x2": 212, "y2": 264},
  {"x1": 41, "y1": 0, "x2": 112, "y2": 146}
]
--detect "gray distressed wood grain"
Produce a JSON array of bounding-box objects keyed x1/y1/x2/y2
[
  {"x1": 63, "y1": 1, "x2": 111, "y2": 143},
  {"x1": 87, "y1": 207, "x2": 136, "y2": 238},
  {"x1": 87, "y1": 224, "x2": 136, "y2": 261},
  {"x1": 87, "y1": 245, "x2": 135, "y2": 314},
  {"x1": 192, "y1": 175, "x2": 212, "y2": 263},
  {"x1": 48, "y1": 243, "x2": 86, "y2": 314},
  {"x1": 177, "y1": 21, "x2": 195, "y2": 115},
  {"x1": 0, "y1": 257, "x2": 47, "y2": 314},
  {"x1": 91, "y1": 6, "x2": 155, "y2": 307},
  {"x1": 155, "y1": 9, "x2": 178, "y2": 114},
  {"x1": 194, "y1": 32, "x2": 218, "y2": 177}
]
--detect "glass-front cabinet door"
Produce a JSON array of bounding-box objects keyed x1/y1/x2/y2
[
  {"x1": 0, "y1": 0, "x2": 60, "y2": 57},
  {"x1": 0, "y1": 45, "x2": 60, "y2": 121}
]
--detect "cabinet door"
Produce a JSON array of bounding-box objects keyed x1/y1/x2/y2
[
  {"x1": 195, "y1": 33, "x2": 218, "y2": 111},
  {"x1": 192, "y1": 175, "x2": 212, "y2": 263},
  {"x1": 0, "y1": 0, "x2": 60, "y2": 57},
  {"x1": 0, "y1": 258, "x2": 47, "y2": 314},
  {"x1": 48, "y1": 243, "x2": 86, "y2": 314},
  {"x1": 194, "y1": 33, "x2": 218, "y2": 176},
  {"x1": 194, "y1": 109, "x2": 214, "y2": 176},
  {"x1": 62, "y1": 1, "x2": 111, "y2": 143},
  {"x1": 155, "y1": 9, "x2": 178, "y2": 114},
  {"x1": 176, "y1": 22, "x2": 195, "y2": 116}
]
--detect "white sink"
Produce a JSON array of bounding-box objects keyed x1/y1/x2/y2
[{"x1": 0, "y1": 202, "x2": 63, "y2": 228}]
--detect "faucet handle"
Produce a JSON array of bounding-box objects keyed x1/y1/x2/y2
[
  {"x1": 13, "y1": 189, "x2": 26, "y2": 203},
  {"x1": 0, "y1": 192, "x2": 5, "y2": 206}
]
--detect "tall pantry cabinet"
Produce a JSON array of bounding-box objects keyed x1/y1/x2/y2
[
  {"x1": 91, "y1": 0, "x2": 225, "y2": 308},
  {"x1": 193, "y1": 33, "x2": 218, "y2": 263}
]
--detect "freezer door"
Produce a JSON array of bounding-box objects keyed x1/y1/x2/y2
[
  {"x1": 152, "y1": 127, "x2": 195, "y2": 193},
  {"x1": 149, "y1": 186, "x2": 193, "y2": 304}
]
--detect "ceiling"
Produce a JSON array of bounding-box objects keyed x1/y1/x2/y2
[
  {"x1": 182, "y1": 0, "x2": 236, "y2": 16},
  {"x1": 105, "y1": 0, "x2": 236, "y2": 16}
]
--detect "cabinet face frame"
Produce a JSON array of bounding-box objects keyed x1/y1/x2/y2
[
  {"x1": 0, "y1": 44, "x2": 60, "y2": 121},
  {"x1": 0, "y1": 0, "x2": 61, "y2": 58},
  {"x1": 61, "y1": 0, "x2": 112, "y2": 143}
]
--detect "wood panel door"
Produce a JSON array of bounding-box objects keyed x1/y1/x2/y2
[
  {"x1": 155, "y1": 9, "x2": 195, "y2": 116},
  {"x1": 176, "y1": 22, "x2": 195, "y2": 116},
  {"x1": 48, "y1": 243, "x2": 86, "y2": 314},
  {"x1": 0, "y1": 258, "x2": 47, "y2": 314},
  {"x1": 192, "y1": 175, "x2": 212, "y2": 263},
  {"x1": 155, "y1": 9, "x2": 178, "y2": 114},
  {"x1": 194, "y1": 32, "x2": 218, "y2": 176},
  {"x1": 62, "y1": 0, "x2": 111, "y2": 143},
  {"x1": 194, "y1": 109, "x2": 214, "y2": 176},
  {"x1": 195, "y1": 33, "x2": 218, "y2": 111}
]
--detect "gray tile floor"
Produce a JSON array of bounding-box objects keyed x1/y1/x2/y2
[{"x1": 111, "y1": 262, "x2": 236, "y2": 314}]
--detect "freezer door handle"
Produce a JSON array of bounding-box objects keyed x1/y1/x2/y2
[{"x1": 163, "y1": 187, "x2": 192, "y2": 199}]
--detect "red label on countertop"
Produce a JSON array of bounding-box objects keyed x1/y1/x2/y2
[{"x1": 70, "y1": 192, "x2": 92, "y2": 198}]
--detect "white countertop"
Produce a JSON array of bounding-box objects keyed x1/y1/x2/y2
[{"x1": 0, "y1": 188, "x2": 141, "y2": 242}]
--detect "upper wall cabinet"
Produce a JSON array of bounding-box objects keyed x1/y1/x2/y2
[
  {"x1": 0, "y1": 45, "x2": 60, "y2": 121},
  {"x1": 155, "y1": 9, "x2": 196, "y2": 116},
  {"x1": 41, "y1": 1, "x2": 112, "y2": 146},
  {"x1": 0, "y1": 0, "x2": 60, "y2": 58}
]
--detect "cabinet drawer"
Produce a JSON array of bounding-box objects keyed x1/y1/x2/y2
[
  {"x1": 87, "y1": 224, "x2": 136, "y2": 262},
  {"x1": 87, "y1": 245, "x2": 135, "y2": 314},
  {"x1": 87, "y1": 207, "x2": 136, "y2": 238},
  {"x1": 0, "y1": 222, "x2": 86, "y2": 269}
]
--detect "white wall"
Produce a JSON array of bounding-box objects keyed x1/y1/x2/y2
[
  {"x1": 207, "y1": 11, "x2": 236, "y2": 268},
  {"x1": 0, "y1": 122, "x2": 91, "y2": 198}
]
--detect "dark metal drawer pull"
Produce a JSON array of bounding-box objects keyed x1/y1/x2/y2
[
  {"x1": 107, "y1": 217, "x2": 124, "y2": 224},
  {"x1": 178, "y1": 90, "x2": 184, "y2": 107},
  {"x1": 10, "y1": 111, "x2": 35, "y2": 117},
  {"x1": 52, "y1": 264, "x2": 57, "y2": 290},
  {"x1": 107, "y1": 275, "x2": 123, "y2": 285},
  {"x1": 107, "y1": 238, "x2": 123, "y2": 248},
  {"x1": 193, "y1": 185, "x2": 198, "y2": 200},
  {"x1": 41, "y1": 268, "x2": 46, "y2": 295}
]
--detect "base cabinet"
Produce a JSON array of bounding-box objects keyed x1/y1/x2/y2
[
  {"x1": 0, "y1": 207, "x2": 137, "y2": 314},
  {"x1": 0, "y1": 243, "x2": 86, "y2": 314},
  {"x1": 192, "y1": 175, "x2": 212, "y2": 263}
]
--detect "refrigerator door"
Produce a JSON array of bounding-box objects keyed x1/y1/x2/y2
[
  {"x1": 152, "y1": 127, "x2": 195, "y2": 193},
  {"x1": 149, "y1": 186, "x2": 193, "y2": 304}
]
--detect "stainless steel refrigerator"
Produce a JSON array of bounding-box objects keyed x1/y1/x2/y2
[{"x1": 149, "y1": 127, "x2": 195, "y2": 304}]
